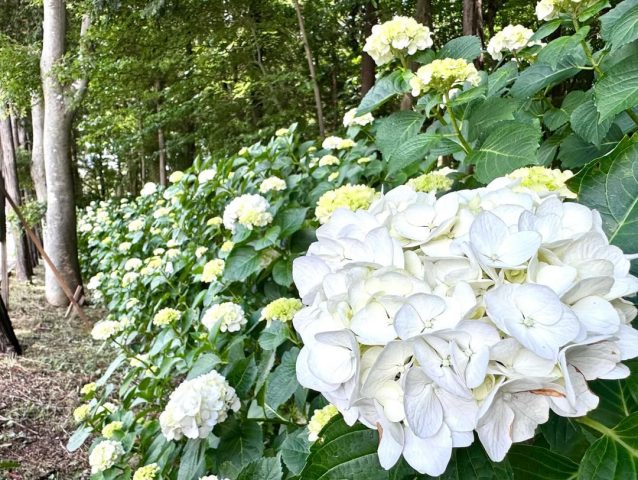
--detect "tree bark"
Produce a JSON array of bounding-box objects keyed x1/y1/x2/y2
[
  {"x1": 416, "y1": 0, "x2": 434, "y2": 28},
  {"x1": 292, "y1": 0, "x2": 326, "y2": 137},
  {"x1": 463, "y1": 0, "x2": 484, "y2": 43},
  {"x1": 30, "y1": 96, "x2": 46, "y2": 204},
  {"x1": 0, "y1": 111, "x2": 32, "y2": 282},
  {"x1": 40, "y1": 0, "x2": 85, "y2": 306},
  {"x1": 360, "y1": 1, "x2": 377, "y2": 96},
  {"x1": 155, "y1": 79, "x2": 167, "y2": 187}
]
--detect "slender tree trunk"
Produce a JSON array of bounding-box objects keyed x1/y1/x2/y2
[
  {"x1": 0, "y1": 112, "x2": 32, "y2": 281},
  {"x1": 463, "y1": 0, "x2": 484, "y2": 43},
  {"x1": 416, "y1": 0, "x2": 433, "y2": 28},
  {"x1": 292, "y1": 0, "x2": 325, "y2": 137},
  {"x1": 30, "y1": 96, "x2": 46, "y2": 205},
  {"x1": 40, "y1": 0, "x2": 86, "y2": 306},
  {"x1": 360, "y1": 1, "x2": 377, "y2": 96},
  {"x1": 155, "y1": 79, "x2": 167, "y2": 187},
  {"x1": 10, "y1": 114, "x2": 19, "y2": 154}
]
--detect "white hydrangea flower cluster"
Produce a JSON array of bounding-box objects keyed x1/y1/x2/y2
[
  {"x1": 343, "y1": 108, "x2": 374, "y2": 128},
  {"x1": 487, "y1": 24, "x2": 538, "y2": 61},
  {"x1": 140, "y1": 182, "x2": 157, "y2": 197},
  {"x1": 536, "y1": 0, "x2": 600, "y2": 21},
  {"x1": 363, "y1": 16, "x2": 433, "y2": 66},
  {"x1": 292, "y1": 172, "x2": 638, "y2": 476},
  {"x1": 222, "y1": 194, "x2": 273, "y2": 233},
  {"x1": 202, "y1": 302, "x2": 247, "y2": 332},
  {"x1": 322, "y1": 136, "x2": 356, "y2": 150},
  {"x1": 89, "y1": 440, "x2": 124, "y2": 474},
  {"x1": 259, "y1": 176, "x2": 287, "y2": 193},
  {"x1": 410, "y1": 58, "x2": 481, "y2": 97},
  {"x1": 159, "y1": 371, "x2": 240, "y2": 441}
]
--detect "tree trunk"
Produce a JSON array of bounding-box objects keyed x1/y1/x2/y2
[
  {"x1": 416, "y1": 0, "x2": 433, "y2": 28},
  {"x1": 155, "y1": 79, "x2": 167, "y2": 187},
  {"x1": 30, "y1": 96, "x2": 46, "y2": 204},
  {"x1": 10, "y1": 114, "x2": 20, "y2": 153},
  {"x1": 463, "y1": 0, "x2": 484, "y2": 43},
  {"x1": 292, "y1": 0, "x2": 326, "y2": 137},
  {"x1": 360, "y1": 1, "x2": 377, "y2": 96},
  {"x1": 0, "y1": 295, "x2": 21, "y2": 355},
  {"x1": 0, "y1": 112, "x2": 32, "y2": 282},
  {"x1": 40, "y1": 0, "x2": 84, "y2": 306}
]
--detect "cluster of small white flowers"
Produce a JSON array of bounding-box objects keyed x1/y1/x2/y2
[
  {"x1": 89, "y1": 440, "x2": 124, "y2": 474},
  {"x1": 259, "y1": 176, "x2": 287, "y2": 193},
  {"x1": 202, "y1": 302, "x2": 247, "y2": 333},
  {"x1": 91, "y1": 320, "x2": 123, "y2": 341},
  {"x1": 536, "y1": 0, "x2": 600, "y2": 21},
  {"x1": 322, "y1": 136, "x2": 355, "y2": 150},
  {"x1": 292, "y1": 171, "x2": 638, "y2": 476},
  {"x1": 364, "y1": 16, "x2": 433, "y2": 65},
  {"x1": 487, "y1": 24, "x2": 538, "y2": 60},
  {"x1": 222, "y1": 194, "x2": 273, "y2": 233},
  {"x1": 198, "y1": 168, "x2": 216, "y2": 184},
  {"x1": 343, "y1": 108, "x2": 374, "y2": 128},
  {"x1": 159, "y1": 371, "x2": 240, "y2": 441},
  {"x1": 140, "y1": 182, "x2": 157, "y2": 197},
  {"x1": 410, "y1": 58, "x2": 481, "y2": 97}
]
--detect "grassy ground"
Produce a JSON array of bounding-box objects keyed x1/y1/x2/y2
[{"x1": 0, "y1": 267, "x2": 109, "y2": 480}]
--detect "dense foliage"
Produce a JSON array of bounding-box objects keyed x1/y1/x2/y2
[{"x1": 74, "y1": 1, "x2": 638, "y2": 479}]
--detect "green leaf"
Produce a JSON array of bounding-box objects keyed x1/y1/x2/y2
[
  {"x1": 227, "y1": 356, "x2": 258, "y2": 397},
  {"x1": 467, "y1": 97, "x2": 517, "y2": 141},
  {"x1": 578, "y1": 413, "x2": 638, "y2": 479},
  {"x1": 299, "y1": 416, "x2": 388, "y2": 480},
  {"x1": 588, "y1": 376, "x2": 638, "y2": 427},
  {"x1": 357, "y1": 71, "x2": 410, "y2": 115},
  {"x1": 187, "y1": 353, "x2": 221, "y2": 380},
  {"x1": 376, "y1": 111, "x2": 425, "y2": 160},
  {"x1": 440, "y1": 440, "x2": 513, "y2": 479},
  {"x1": 558, "y1": 131, "x2": 620, "y2": 168},
  {"x1": 571, "y1": 99, "x2": 614, "y2": 147},
  {"x1": 438, "y1": 35, "x2": 482, "y2": 61},
  {"x1": 386, "y1": 133, "x2": 440, "y2": 177},
  {"x1": 487, "y1": 62, "x2": 518, "y2": 97},
  {"x1": 281, "y1": 429, "x2": 312, "y2": 475},
  {"x1": 600, "y1": 0, "x2": 638, "y2": 51},
  {"x1": 265, "y1": 347, "x2": 300, "y2": 410},
  {"x1": 470, "y1": 121, "x2": 542, "y2": 183},
  {"x1": 66, "y1": 426, "x2": 92, "y2": 452},
  {"x1": 224, "y1": 247, "x2": 261, "y2": 282},
  {"x1": 272, "y1": 257, "x2": 293, "y2": 287},
  {"x1": 567, "y1": 135, "x2": 638, "y2": 253},
  {"x1": 236, "y1": 457, "x2": 283, "y2": 480},
  {"x1": 579, "y1": 0, "x2": 611, "y2": 21},
  {"x1": 530, "y1": 19, "x2": 563, "y2": 41},
  {"x1": 217, "y1": 419, "x2": 264, "y2": 468},
  {"x1": 177, "y1": 439, "x2": 207, "y2": 480},
  {"x1": 274, "y1": 208, "x2": 307, "y2": 238},
  {"x1": 540, "y1": 415, "x2": 592, "y2": 461},
  {"x1": 511, "y1": 52, "x2": 585, "y2": 98},
  {"x1": 508, "y1": 445, "x2": 578, "y2": 479},
  {"x1": 258, "y1": 321, "x2": 290, "y2": 351},
  {"x1": 594, "y1": 52, "x2": 638, "y2": 121},
  {"x1": 537, "y1": 28, "x2": 589, "y2": 68}
]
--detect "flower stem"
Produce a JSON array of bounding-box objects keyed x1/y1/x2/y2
[{"x1": 444, "y1": 94, "x2": 472, "y2": 154}]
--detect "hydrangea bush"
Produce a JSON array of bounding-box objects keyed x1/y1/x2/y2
[{"x1": 74, "y1": 1, "x2": 638, "y2": 479}]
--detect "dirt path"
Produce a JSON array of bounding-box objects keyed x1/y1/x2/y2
[{"x1": 0, "y1": 267, "x2": 108, "y2": 479}]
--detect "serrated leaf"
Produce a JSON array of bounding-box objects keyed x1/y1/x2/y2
[
  {"x1": 227, "y1": 356, "x2": 258, "y2": 397},
  {"x1": 530, "y1": 19, "x2": 563, "y2": 41},
  {"x1": 237, "y1": 457, "x2": 283, "y2": 480},
  {"x1": 508, "y1": 445, "x2": 578, "y2": 480},
  {"x1": 357, "y1": 71, "x2": 410, "y2": 115},
  {"x1": 600, "y1": 0, "x2": 638, "y2": 51},
  {"x1": 224, "y1": 247, "x2": 262, "y2": 282},
  {"x1": 272, "y1": 257, "x2": 293, "y2": 287},
  {"x1": 571, "y1": 99, "x2": 614, "y2": 147},
  {"x1": 281, "y1": 429, "x2": 312, "y2": 475},
  {"x1": 386, "y1": 133, "x2": 440, "y2": 176},
  {"x1": 274, "y1": 208, "x2": 307, "y2": 238},
  {"x1": 217, "y1": 419, "x2": 264, "y2": 468},
  {"x1": 440, "y1": 440, "x2": 513, "y2": 479},
  {"x1": 595, "y1": 52, "x2": 638, "y2": 121},
  {"x1": 258, "y1": 321, "x2": 289, "y2": 351},
  {"x1": 470, "y1": 121, "x2": 542, "y2": 183},
  {"x1": 467, "y1": 97, "x2": 517, "y2": 141},
  {"x1": 540, "y1": 415, "x2": 592, "y2": 461},
  {"x1": 567, "y1": 135, "x2": 638, "y2": 254},
  {"x1": 187, "y1": 353, "x2": 221, "y2": 379},
  {"x1": 511, "y1": 52, "x2": 586, "y2": 98},
  {"x1": 299, "y1": 417, "x2": 387, "y2": 480},
  {"x1": 558, "y1": 131, "x2": 620, "y2": 168},
  {"x1": 265, "y1": 347, "x2": 299, "y2": 410},
  {"x1": 487, "y1": 62, "x2": 519, "y2": 97},
  {"x1": 438, "y1": 35, "x2": 482, "y2": 61},
  {"x1": 578, "y1": 413, "x2": 638, "y2": 479},
  {"x1": 537, "y1": 28, "x2": 589, "y2": 68},
  {"x1": 376, "y1": 111, "x2": 425, "y2": 160}
]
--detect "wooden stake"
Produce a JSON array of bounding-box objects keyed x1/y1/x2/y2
[{"x1": 0, "y1": 184, "x2": 90, "y2": 325}]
